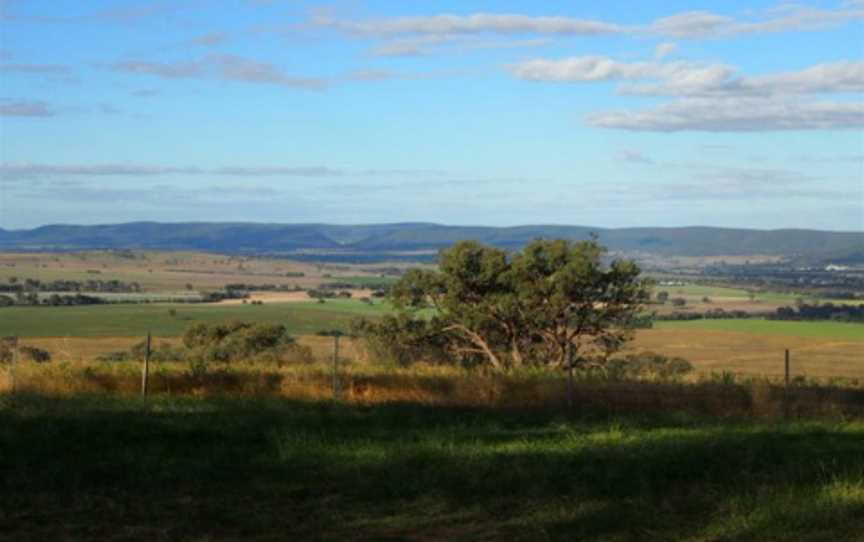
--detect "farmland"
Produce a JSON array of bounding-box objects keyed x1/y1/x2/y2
[
  {"x1": 0, "y1": 250, "x2": 407, "y2": 292},
  {"x1": 1, "y1": 261, "x2": 863, "y2": 380},
  {"x1": 0, "y1": 303, "x2": 861, "y2": 380},
  {"x1": 0, "y1": 298, "x2": 389, "y2": 338},
  {"x1": 1, "y1": 246, "x2": 863, "y2": 541}
]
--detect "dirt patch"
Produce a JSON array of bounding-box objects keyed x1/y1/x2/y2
[{"x1": 217, "y1": 291, "x2": 315, "y2": 305}]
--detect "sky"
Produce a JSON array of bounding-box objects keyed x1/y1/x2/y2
[{"x1": 0, "y1": 0, "x2": 862, "y2": 231}]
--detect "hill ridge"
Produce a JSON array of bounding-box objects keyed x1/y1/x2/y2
[{"x1": 0, "y1": 222, "x2": 862, "y2": 261}]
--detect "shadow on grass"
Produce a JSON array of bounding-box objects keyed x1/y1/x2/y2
[{"x1": 1, "y1": 394, "x2": 863, "y2": 541}]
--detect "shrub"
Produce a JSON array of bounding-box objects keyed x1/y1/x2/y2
[
  {"x1": 19, "y1": 345, "x2": 51, "y2": 363},
  {"x1": 183, "y1": 321, "x2": 311, "y2": 366},
  {"x1": 97, "y1": 340, "x2": 185, "y2": 363},
  {"x1": 604, "y1": 351, "x2": 693, "y2": 381},
  {"x1": 0, "y1": 338, "x2": 15, "y2": 363},
  {"x1": 0, "y1": 340, "x2": 51, "y2": 363},
  {"x1": 351, "y1": 315, "x2": 451, "y2": 367}
]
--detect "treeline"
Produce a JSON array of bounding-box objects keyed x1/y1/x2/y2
[
  {"x1": 656, "y1": 303, "x2": 864, "y2": 323},
  {"x1": 0, "y1": 290, "x2": 245, "y2": 307},
  {"x1": 655, "y1": 309, "x2": 758, "y2": 321},
  {"x1": 0, "y1": 293, "x2": 105, "y2": 307},
  {"x1": 306, "y1": 289, "x2": 353, "y2": 300},
  {"x1": 319, "y1": 281, "x2": 392, "y2": 292},
  {"x1": 224, "y1": 283, "x2": 303, "y2": 293},
  {"x1": 0, "y1": 278, "x2": 142, "y2": 293},
  {"x1": 770, "y1": 303, "x2": 864, "y2": 323}
]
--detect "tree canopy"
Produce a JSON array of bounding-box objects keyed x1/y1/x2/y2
[{"x1": 356, "y1": 238, "x2": 651, "y2": 371}]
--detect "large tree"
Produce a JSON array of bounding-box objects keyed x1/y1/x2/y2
[{"x1": 366, "y1": 238, "x2": 651, "y2": 371}]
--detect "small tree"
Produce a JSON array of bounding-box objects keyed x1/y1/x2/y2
[{"x1": 656, "y1": 291, "x2": 669, "y2": 304}]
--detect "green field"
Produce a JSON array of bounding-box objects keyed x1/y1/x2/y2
[
  {"x1": 4, "y1": 302, "x2": 862, "y2": 343},
  {"x1": 329, "y1": 275, "x2": 399, "y2": 287},
  {"x1": 2, "y1": 394, "x2": 862, "y2": 541},
  {"x1": 657, "y1": 319, "x2": 864, "y2": 341},
  {"x1": 0, "y1": 299, "x2": 389, "y2": 338},
  {"x1": 655, "y1": 283, "x2": 861, "y2": 305},
  {"x1": 656, "y1": 284, "x2": 751, "y2": 298}
]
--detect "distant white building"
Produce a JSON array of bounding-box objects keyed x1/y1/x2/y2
[{"x1": 825, "y1": 264, "x2": 849, "y2": 272}]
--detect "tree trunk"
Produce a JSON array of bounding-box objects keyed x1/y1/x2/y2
[{"x1": 445, "y1": 324, "x2": 504, "y2": 371}]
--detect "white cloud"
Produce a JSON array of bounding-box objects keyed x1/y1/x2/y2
[
  {"x1": 0, "y1": 163, "x2": 203, "y2": 176},
  {"x1": 513, "y1": 56, "x2": 864, "y2": 95},
  {"x1": 0, "y1": 63, "x2": 70, "y2": 74},
  {"x1": 646, "y1": 3, "x2": 864, "y2": 38},
  {"x1": 510, "y1": 56, "x2": 733, "y2": 84},
  {"x1": 210, "y1": 54, "x2": 326, "y2": 89},
  {"x1": 0, "y1": 163, "x2": 446, "y2": 179},
  {"x1": 312, "y1": 13, "x2": 621, "y2": 36},
  {"x1": 512, "y1": 54, "x2": 864, "y2": 132},
  {"x1": 111, "y1": 60, "x2": 204, "y2": 79},
  {"x1": 370, "y1": 35, "x2": 549, "y2": 57},
  {"x1": 190, "y1": 32, "x2": 229, "y2": 47},
  {"x1": 212, "y1": 166, "x2": 343, "y2": 177},
  {"x1": 654, "y1": 42, "x2": 677, "y2": 59},
  {"x1": 0, "y1": 99, "x2": 56, "y2": 117},
  {"x1": 311, "y1": 3, "x2": 864, "y2": 41},
  {"x1": 649, "y1": 12, "x2": 734, "y2": 38},
  {"x1": 586, "y1": 97, "x2": 864, "y2": 132},
  {"x1": 130, "y1": 88, "x2": 160, "y2": 97},
  {"x1": 615, "y1": 149, "x2": 654, "y2": 164},
  {"x1": 110, "y1": 54, "x2": 327, "y2": 90},
  {"x1": 623, "y1": 60, "x2": 864, "y2": 96},
  {"x1": 744, "y1": 61, "x2": 864, "y2": 94}
]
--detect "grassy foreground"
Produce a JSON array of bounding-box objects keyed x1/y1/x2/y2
[{"x1": 1, "y1": 394, "x2": 863, "y2": 541}]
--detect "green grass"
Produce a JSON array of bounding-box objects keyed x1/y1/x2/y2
[
  {"x1": 330, "y1": 275, "x2": 399, "y2": 287},
  {"x1": 1, "y1": 394, "x2": 862, "y2": 541},
  {"x1": 0, "y1": 299, "x2": 391, "y2": 338},
  {"x1": 655, "y1": 284, "x2": 861, "y2": 305},
  {"x1": 658, "y1": 284, "x2": 752, "y2": 298},
  {"x1": 657, "y1": 318, "x2": 864, "y2": 340}
]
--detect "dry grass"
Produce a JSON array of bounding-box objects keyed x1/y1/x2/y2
[
  {"x1": 631, "y1": 329, "x2": 864, "y2": 379},
  {"x1": 22, "y1": 327, "x2": 864, "y2": 380},
  {"x1": 3, "y1": 359, "x2": 863, "y2": 420}
]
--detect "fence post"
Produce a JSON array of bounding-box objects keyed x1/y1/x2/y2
[
  {"x1": 332, "y1": 333, "x2": 341, "y2": 401},
  {"x1": 566, "y1": 343, "x2": 574, "y2": 410},
  {"x1": 9, "y1": 336, "x2": 18, "y2": 394},
  {"x1": 141, "y1": 332, "x2": 151, "y2": 397},
  {"x1": 784, "y1": 349, "x2": 790, "y2": 420}
]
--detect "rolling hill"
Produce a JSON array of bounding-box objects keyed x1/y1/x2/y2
[{"x1": 0, "y1": 222, "x2": 862, "y2": 262}]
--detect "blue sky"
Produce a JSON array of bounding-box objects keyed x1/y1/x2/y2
[{"x1": 0, "y1": 0, "x2": 862, "y2": 231}]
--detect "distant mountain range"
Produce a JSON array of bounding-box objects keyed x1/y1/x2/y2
[{"x1": 1, "y1": 222, "x2": 862, "y2": 262}]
